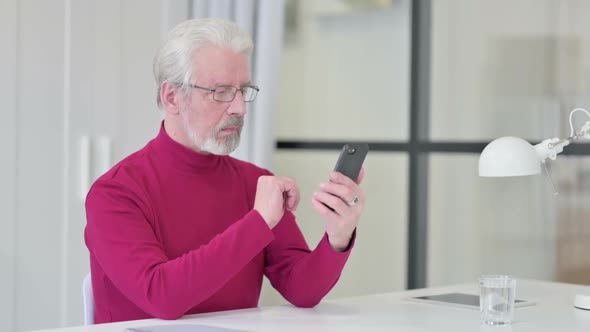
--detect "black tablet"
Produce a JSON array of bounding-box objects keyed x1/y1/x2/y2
[{"x1": 407, "y1": 292, "x2": 534, "y2": 310}]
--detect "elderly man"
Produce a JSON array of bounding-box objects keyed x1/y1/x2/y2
[{"x1": 85, "y1": 18, "x2": 366, "y2": 324}]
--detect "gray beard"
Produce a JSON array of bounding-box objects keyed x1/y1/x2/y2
[{"x1": 181, "y1": 112, "x2": 242, "y2": 155}]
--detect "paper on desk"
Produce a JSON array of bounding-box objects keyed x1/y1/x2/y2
[{"x1": 126, "y1": 324, "x2": 249, "y2": 332}]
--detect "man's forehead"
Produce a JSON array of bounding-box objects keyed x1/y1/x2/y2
[
  {"x1": 195, "y1": 66, "x2": 251, "y2": 84},
  {"x1": 193, "y1": 60, "x2": 250, "y2": 86}
]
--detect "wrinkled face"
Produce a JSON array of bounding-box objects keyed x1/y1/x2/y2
[{"x1": 179, "y1": 46, "x2": 250, "y2": 155}]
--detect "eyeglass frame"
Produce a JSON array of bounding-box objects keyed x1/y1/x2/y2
[{"x1": 187, "y1": 83, "x2": 260, "y2": 102}]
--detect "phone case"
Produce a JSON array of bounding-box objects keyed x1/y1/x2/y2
[{"x1": 333, "y1": 143, "x2": 369, "y2": 182}]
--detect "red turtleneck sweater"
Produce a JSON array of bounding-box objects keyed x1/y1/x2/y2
[{"x1": 84, "y1": 122, "x2": 354, "y2": 324}]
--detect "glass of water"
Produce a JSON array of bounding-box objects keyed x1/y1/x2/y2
[{"x1": 479, "y1": 275, "x2": 516, "y2": 325}]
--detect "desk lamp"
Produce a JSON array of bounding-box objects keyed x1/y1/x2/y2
[{"x1": 478, "y1": 108, "x2": 590, "y2": 310}]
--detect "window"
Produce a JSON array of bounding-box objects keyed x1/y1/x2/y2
[
  {"x1": 264, "y1": 0, "x2": 411, "y2": 304},
  {"x1": 270, "y1": 0, "x2": 590, "y2": 297}
]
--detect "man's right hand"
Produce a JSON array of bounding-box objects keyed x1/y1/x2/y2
[{"x1": 254, "y1": 176, "x2": 300, "y2": 229}]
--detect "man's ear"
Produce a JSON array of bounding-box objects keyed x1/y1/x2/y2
[{"x1": 160, "y1": 81, "x2": 182, "y2": 115}]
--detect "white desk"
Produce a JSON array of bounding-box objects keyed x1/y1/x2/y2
[{"x1": 31, "y1": 280, "x2": 590, "y2": 332}]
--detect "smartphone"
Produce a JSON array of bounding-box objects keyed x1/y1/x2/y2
[
  {"x1": 333, "y1": 143, "x2": 369, "y2": 182},
  {"x1": 321, "y1": 144, "x2": 369, "y2": 211}
]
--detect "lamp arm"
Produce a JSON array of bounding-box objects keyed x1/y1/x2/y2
[
  {"x1": 533, "y1": 109, "x2": 590, "y2": 163},
  {"x1": 569, "y1": 108, "x2": 590, "y2": 137},
  {"x1": 534, "y1": 138, "x2": 569, "y2": 162}
]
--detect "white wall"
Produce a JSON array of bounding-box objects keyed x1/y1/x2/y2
[
  {"x1": 0, "y1": 0, "x2": 18, "y2": 331},
  {"x1": 12, "y1": 1, "x2": 67, "y2": 330},
  {"x1": 0, "y1": 1, "x2": 189, "y2": 330}
]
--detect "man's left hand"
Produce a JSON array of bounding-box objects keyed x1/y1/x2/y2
[{"x1": 311, "y1": 168, "x2": 366, "y2": 251}]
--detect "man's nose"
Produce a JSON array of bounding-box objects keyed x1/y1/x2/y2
[{"x1": 227, "y1": 91, "x2": 247, "y2": 116}]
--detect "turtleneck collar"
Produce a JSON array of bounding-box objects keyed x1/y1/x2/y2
[{"x1": 151, "y1": 120, "x2": 223, "y2": 172}]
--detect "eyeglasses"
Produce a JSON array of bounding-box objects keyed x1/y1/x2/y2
[{"x1": 188, "y1": 83, "x2": 260, "y2": 102}]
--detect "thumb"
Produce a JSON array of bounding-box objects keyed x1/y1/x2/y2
[{"x1": 281, "y1": 178, "x2": 300, "y2": 211}]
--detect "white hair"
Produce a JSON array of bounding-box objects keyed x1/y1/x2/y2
[{"x1": 153, "y1": 18, "x2": 253, "y2": 108}]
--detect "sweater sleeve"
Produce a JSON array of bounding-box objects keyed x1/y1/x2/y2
[
  {"x1": 263, "y1": 210, "x2": 355, "y2": 307},
  {"x1": 84, "y1": 179, "x2": 274, "y2": 320}
]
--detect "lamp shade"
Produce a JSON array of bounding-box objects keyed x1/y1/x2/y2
[{"x1": 479, "y1": 136, "x2": 541, "y2": 177}]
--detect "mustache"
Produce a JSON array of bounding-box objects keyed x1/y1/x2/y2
[{"x1": 218, "y1": 117, "x2": 244, "y2": 131}]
